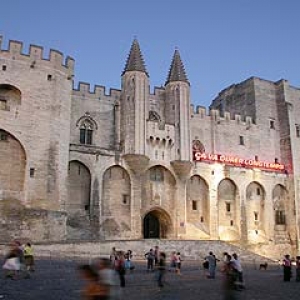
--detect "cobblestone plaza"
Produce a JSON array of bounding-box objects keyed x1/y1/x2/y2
[{"x1": 1, "y1": 258, "x2": 299, "y2": 300}]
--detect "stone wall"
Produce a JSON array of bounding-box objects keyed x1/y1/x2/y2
[
  {"x1": 0, "y1": 200, "x2": 66, "y2": 242},
  {"x1": 0, "y1": 38, "x2": 73, "y2": 209},
  {"x1": 0, "y1": 240, "x2": 292, "y2": 262}
]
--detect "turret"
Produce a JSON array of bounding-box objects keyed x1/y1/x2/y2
[
  {"x1": 120, "y1": 39, "x2": 149, "y2": 155},
  {"x1": 165, "y1": 49, "x2": 191, "y2": 161}
]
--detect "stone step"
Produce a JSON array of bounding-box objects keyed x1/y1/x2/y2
[{"x1": 1, "y1": 239, "x2": 289, "y2": 264}]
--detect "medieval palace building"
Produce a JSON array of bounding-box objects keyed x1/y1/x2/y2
[{"x1": 0, "y1": 36, "x2": 300, "y2": 256}]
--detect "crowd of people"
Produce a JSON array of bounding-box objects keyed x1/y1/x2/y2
[
  {"x1": 2, "y1": 241, "x2": 300, "y2": 299},
  {"x1": 78, "y1": 246, "x2": 248, "y2": 299}
]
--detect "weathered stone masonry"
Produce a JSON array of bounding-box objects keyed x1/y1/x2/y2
[{"x1": 0, "y1": 36, "x2": 299, "y2": 258}]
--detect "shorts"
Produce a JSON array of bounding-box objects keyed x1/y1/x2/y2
[{"x1": 25, "y1": 255, "x2": 34, "y2": 266}]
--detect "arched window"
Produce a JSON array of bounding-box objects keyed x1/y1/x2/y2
[
  {"x1": 80, "y1": 119, "x2": 93, "y2": 145},
  {"x1": 76, "y1": 113, "x2": 98, "y2": 146},
  {"x1": 0, "y1": 84, "x2": 21, "y2": 111},
  {"x1": 150, "y1": 166, "x2": 164, "y2": 182}
]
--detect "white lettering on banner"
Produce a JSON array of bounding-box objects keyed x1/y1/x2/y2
[{"x1": 193, "y1": 152, "x2": 285, "y2": 172}]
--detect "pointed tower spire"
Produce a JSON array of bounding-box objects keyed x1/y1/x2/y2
[
  {"x1": 122, "y1": 39, "x2": 148, "y2": 76},
  {"x1": 165, "y1": 49, "x2": 189, "y2": 85}
]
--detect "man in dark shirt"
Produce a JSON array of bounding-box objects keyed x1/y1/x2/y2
[{"x1": 157, "y1": 252, "x2": 166, "y2": 288}]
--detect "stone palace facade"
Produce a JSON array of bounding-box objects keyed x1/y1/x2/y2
[{"x1": 0, "y1": 36, "x2": 299, "y2": 255}]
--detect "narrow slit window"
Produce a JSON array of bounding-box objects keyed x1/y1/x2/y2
[
  {"x1": 226, "y1": 203, "x2": 231, "y2": 212},
  {"x1": 239, "y1": 136, "x2": 244, "y2": 145},
  {"x1": 296, "y1": 124, "x2": 300, "y2": 137},
  {"x1": 122, "y1": 195, "x2": 130, "y2": 205},
  {"x1": 30, "y1": 168, "x2": 35, "y2": 178},
  {"x1": 192, "y1": 200, "x2": 197, "y2": 211}
]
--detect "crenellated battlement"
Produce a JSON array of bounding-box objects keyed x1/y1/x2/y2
[
  {"x1": 73, "y1": 81, "x2": 121, "y2": 101},
  {"x1": 0, "y1": 36, "x2": 74, "y2": 74},
  {"x1": 191, "y1": 104, "x2": 255, "y2": 128}
]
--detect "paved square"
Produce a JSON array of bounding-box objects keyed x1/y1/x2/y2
[{"x1": 1, "y1": 258, "x2": 300, "y2": 299}]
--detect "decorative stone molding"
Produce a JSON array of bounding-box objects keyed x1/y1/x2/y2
[
  {"x1": 123, "y1": 154, "x2": 150, "y2": 175},
  {"x1": 171, "y1": 160, "x2": 193, "y2": 180}
]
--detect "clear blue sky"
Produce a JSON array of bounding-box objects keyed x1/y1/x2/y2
[{"x1": 1, "y1": 0, "x2": 300, "y2": 107}]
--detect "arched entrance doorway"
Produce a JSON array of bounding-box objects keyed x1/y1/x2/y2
[
  {"x1": 144, "y1": 213, "x2": 160, "y2": 238},
  {"x1": 143, "y1": 209, "x2": 172, "y2": 239}
]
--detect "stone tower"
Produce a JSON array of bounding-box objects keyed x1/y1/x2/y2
[
  {"x1": 165, "y1": 49, "x2": 191, "y2": 161},
  {"x1": 120, "y1": 39, "x2": 149, "y2": 155}
]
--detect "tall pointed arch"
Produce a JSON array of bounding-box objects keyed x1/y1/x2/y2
[
  {"x1": 101, "y1": 166, "x2": 131, "y2": 238},
  {"x1": 217, "y1": 178, "x2": 240, "y2": 241},
  {"x1": 67, "y1": 160, "x2": 91, "y2": 215},
  {"x1": 186, "y1": 175, "x2": 210, "y2": 233},
  {"x1": 246, "y1": 181, "x2": 266, "y2": 242},
  {"x1": 273, "y1": 184, "x2": 287, "y2": 226}
]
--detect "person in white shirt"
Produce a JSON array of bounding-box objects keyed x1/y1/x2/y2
[
  {"x1": 231, "y1": 253, "x2": 244, "y2": 289},
  {"x1": 175, "y1": 252, "x2": 182, "y2": 275}
]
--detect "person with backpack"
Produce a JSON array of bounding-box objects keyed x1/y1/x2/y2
[{"x1": 144, "y1": 248, "x2": 155, "y2": 271}]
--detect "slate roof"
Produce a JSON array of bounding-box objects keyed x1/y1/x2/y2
[
  {"x1": 122, "y1": 39, "x2": 148, "y2": 76},
  {"x1": 165, "y1": 49, "x2": 189, "y2": 85}
]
